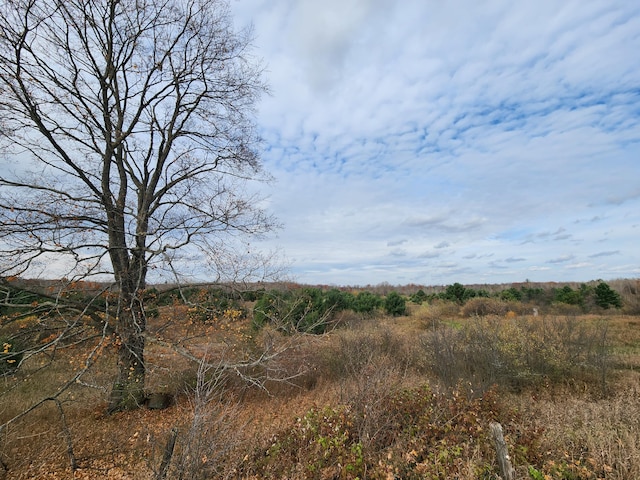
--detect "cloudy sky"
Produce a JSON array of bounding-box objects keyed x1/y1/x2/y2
[{"x1": 230, "y1": 0, "x2": 640, "y2": 286}]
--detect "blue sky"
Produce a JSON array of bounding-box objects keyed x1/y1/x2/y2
[{"x1": 231, "y1": 0, "x2": 640, "y2": 286}]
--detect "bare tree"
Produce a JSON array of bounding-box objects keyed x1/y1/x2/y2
[{"x1": 0, "y1": 0, "x2": 275, "y2": 412}]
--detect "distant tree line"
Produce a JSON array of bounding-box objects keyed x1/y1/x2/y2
[
  {"x1": 409, "y1": 281, "x2": 622, "y2": 310},
  {"x1": 0, "y1": 279, "x2": 627, "y2": 358}
]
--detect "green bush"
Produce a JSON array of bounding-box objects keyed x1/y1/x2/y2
[
  {"x1": 410, "y1": 289, "x2": 428, "y2": 304},
  {"x1": 500, "y1": 287, "x2": 522, "y2": 302},
  {"x1": 351, "y1": 291, "x2": 382, "y2": 314},
  {"x1": 252, "y1": 290, "x2": 288, "y2": 330},
  {"x1": 252, "y1": 288, "x2": 347, "y2": 334},
  {"x1": 441, "y1": 282, "x2": 476, "y2": 304},
  {"x1": 291, "y1": 288, "x2": 329, "y2": 334},
  {"x1": 384, "y1": 292, "x2": 407, "y2": 316},
  {"x1": 553, "y1": 285, "x2": 584, "y2": 306},
  {"x1": 324, "y1": 288, "x2": 354, "y2": 312},
  {"x1": 241, "y1": 288, "x2": 265, "y2": 302},
  {"x1": 519, "y1": 285, "x2": 547, "y2": 303},
  {"x1": 0, "y1": 286, "x2": 49, "y2": 316}
]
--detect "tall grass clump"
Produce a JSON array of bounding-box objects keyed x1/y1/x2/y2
[
  {"x1": 411, "y1": 300, "x2": 460, "y2": 328},
  {"x1": 421, "y1": 315, "x2": 611, "y2": 393},
  {"x1": 521, "y1": 374, "x2": 640, "y2": 479}
]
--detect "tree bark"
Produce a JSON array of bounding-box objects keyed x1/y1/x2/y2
[{"x1": 108, "y1": 277, "x2": 147, "y2": 413}]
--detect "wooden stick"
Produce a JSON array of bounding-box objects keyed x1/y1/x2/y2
[
  {"x1": 490, "y1": 422, "x2": 515, "y2": 480},
  {"x1": 156, "y1": 428, "x2": 178, "y2": 480}
]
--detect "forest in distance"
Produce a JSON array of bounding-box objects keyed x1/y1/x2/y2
[{"x1": 2, "y1": 275, "x2": 635, "y2": 316}]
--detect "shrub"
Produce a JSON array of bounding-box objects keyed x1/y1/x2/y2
[
  {"x1": 184, "y1": 287, "x2": 243, "y2": 323},
  {"x1": 410, "y1": 289, "x2": 428, "y2": 304},
  {"x1": 241, "y1": 288, "x2": 265, "y2": 302},
  {"x1": 553, "y1": 285, "x2": 584, "y2": 306},
  {"x1": 547, "y1": 302, "x2": 584, "y2": 316},
  {"x1": 615, "y1": 279, "x2": 640, "y2": 314},
  {"x1": 252, "y1": 290, "x2": 288, "y2": 330},
  {"x1": 252, "y1": 405, "x2": 365, "y2": 479},
  {"x1": 500, "y1": 287, "x2": 522, "y2": 302},
  {"x1": 247, "y1": 383, "x2": 538, "y2": 479},
  {"x1": 420, "y1": 316, "x2": 611, "y2": 393},
  {"x1": 288, "y1": 288, "x2": 328, "y2": 334},
  {"x1": 320, "y1": 328, "x2": 409, "y2": 382},
  {"x1": 384, "y1": 292, "x2": 407, "y2": 316},
  {"x1": 442, "y1": 282, "x2": 476, "y2": 304},
  {"x1": 351, "y1": 291, "x2": 382, "y2": 314},
  {"x1": 519, "y1": 285, "x2": 547, "y2": 303},
  {"x1": 324, "y1": 288, "x2": 354, "y2": 312},
  {"x1": 252, "y1": 288, "x2": 342, "y2": 334},
  {"x1": 375, "y1": 385, "x2": 516, "y2": 479},
  {"x1": 164, "y1": 361, "x2": 245, "y2": 480},
  {"x1": 414, "y1": 300, "x2": 460, "y2": 326}
]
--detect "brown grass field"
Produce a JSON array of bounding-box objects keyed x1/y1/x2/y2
[{"x1": 2, "y1": 301, "x2": 640, "y2": 479}]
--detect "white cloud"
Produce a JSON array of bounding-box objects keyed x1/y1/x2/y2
[{"x1": 232, "y1": 0, "x2": 640, "y2": 285}]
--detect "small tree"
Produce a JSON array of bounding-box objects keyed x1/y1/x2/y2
[
  {"x1": 554, "y1": 286, "x2": 583, "y2": 306},
  {"x1": 410, "y1": 289, "x2": 428, "y2": 304},
  {"x1": 384, "y1": 292, "x2": 407, "y2": 316},
  {"x1": 324, "y1": 288, "x2": 354, "y2": 312},
  {"x1": 594, "y1": 282, "x2": 622, "y2": 309},
  {"x1": 500, "y1": 288, "x2": 522, "y2": 302},
  {"x1": 442, "y1": 283, "x2": 475, "y2": 304},
  {"x1": 352, "y1": 291, "x2": 383, "y2": 315}
]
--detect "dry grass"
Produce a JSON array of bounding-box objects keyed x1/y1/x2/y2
[
  {"x1": 506, "y1": 371, "x2": 640, "y2": 479},
  {"x1": 1, "y1": 309, "x2": 640, "y2": 479}
]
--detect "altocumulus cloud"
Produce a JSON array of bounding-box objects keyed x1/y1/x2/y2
[{"x1": 232, "y1": 0, "x2": 640, "y2": 286}]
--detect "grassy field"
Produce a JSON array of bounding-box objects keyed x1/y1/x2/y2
[{"x1": 2, "y1": 301, "x2": 640, "y2": 479}]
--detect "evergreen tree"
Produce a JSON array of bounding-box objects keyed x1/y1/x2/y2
[{"x1": 594, "y1": 282, "x2": 622, "y2": 309}]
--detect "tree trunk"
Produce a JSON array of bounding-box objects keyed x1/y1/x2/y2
[
  {"x1": 108, "y1": 289, "x2": 147, "y2": 413},
  {"x1": 105, "y1": 200, "x2": 148, "y2": 413}
]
